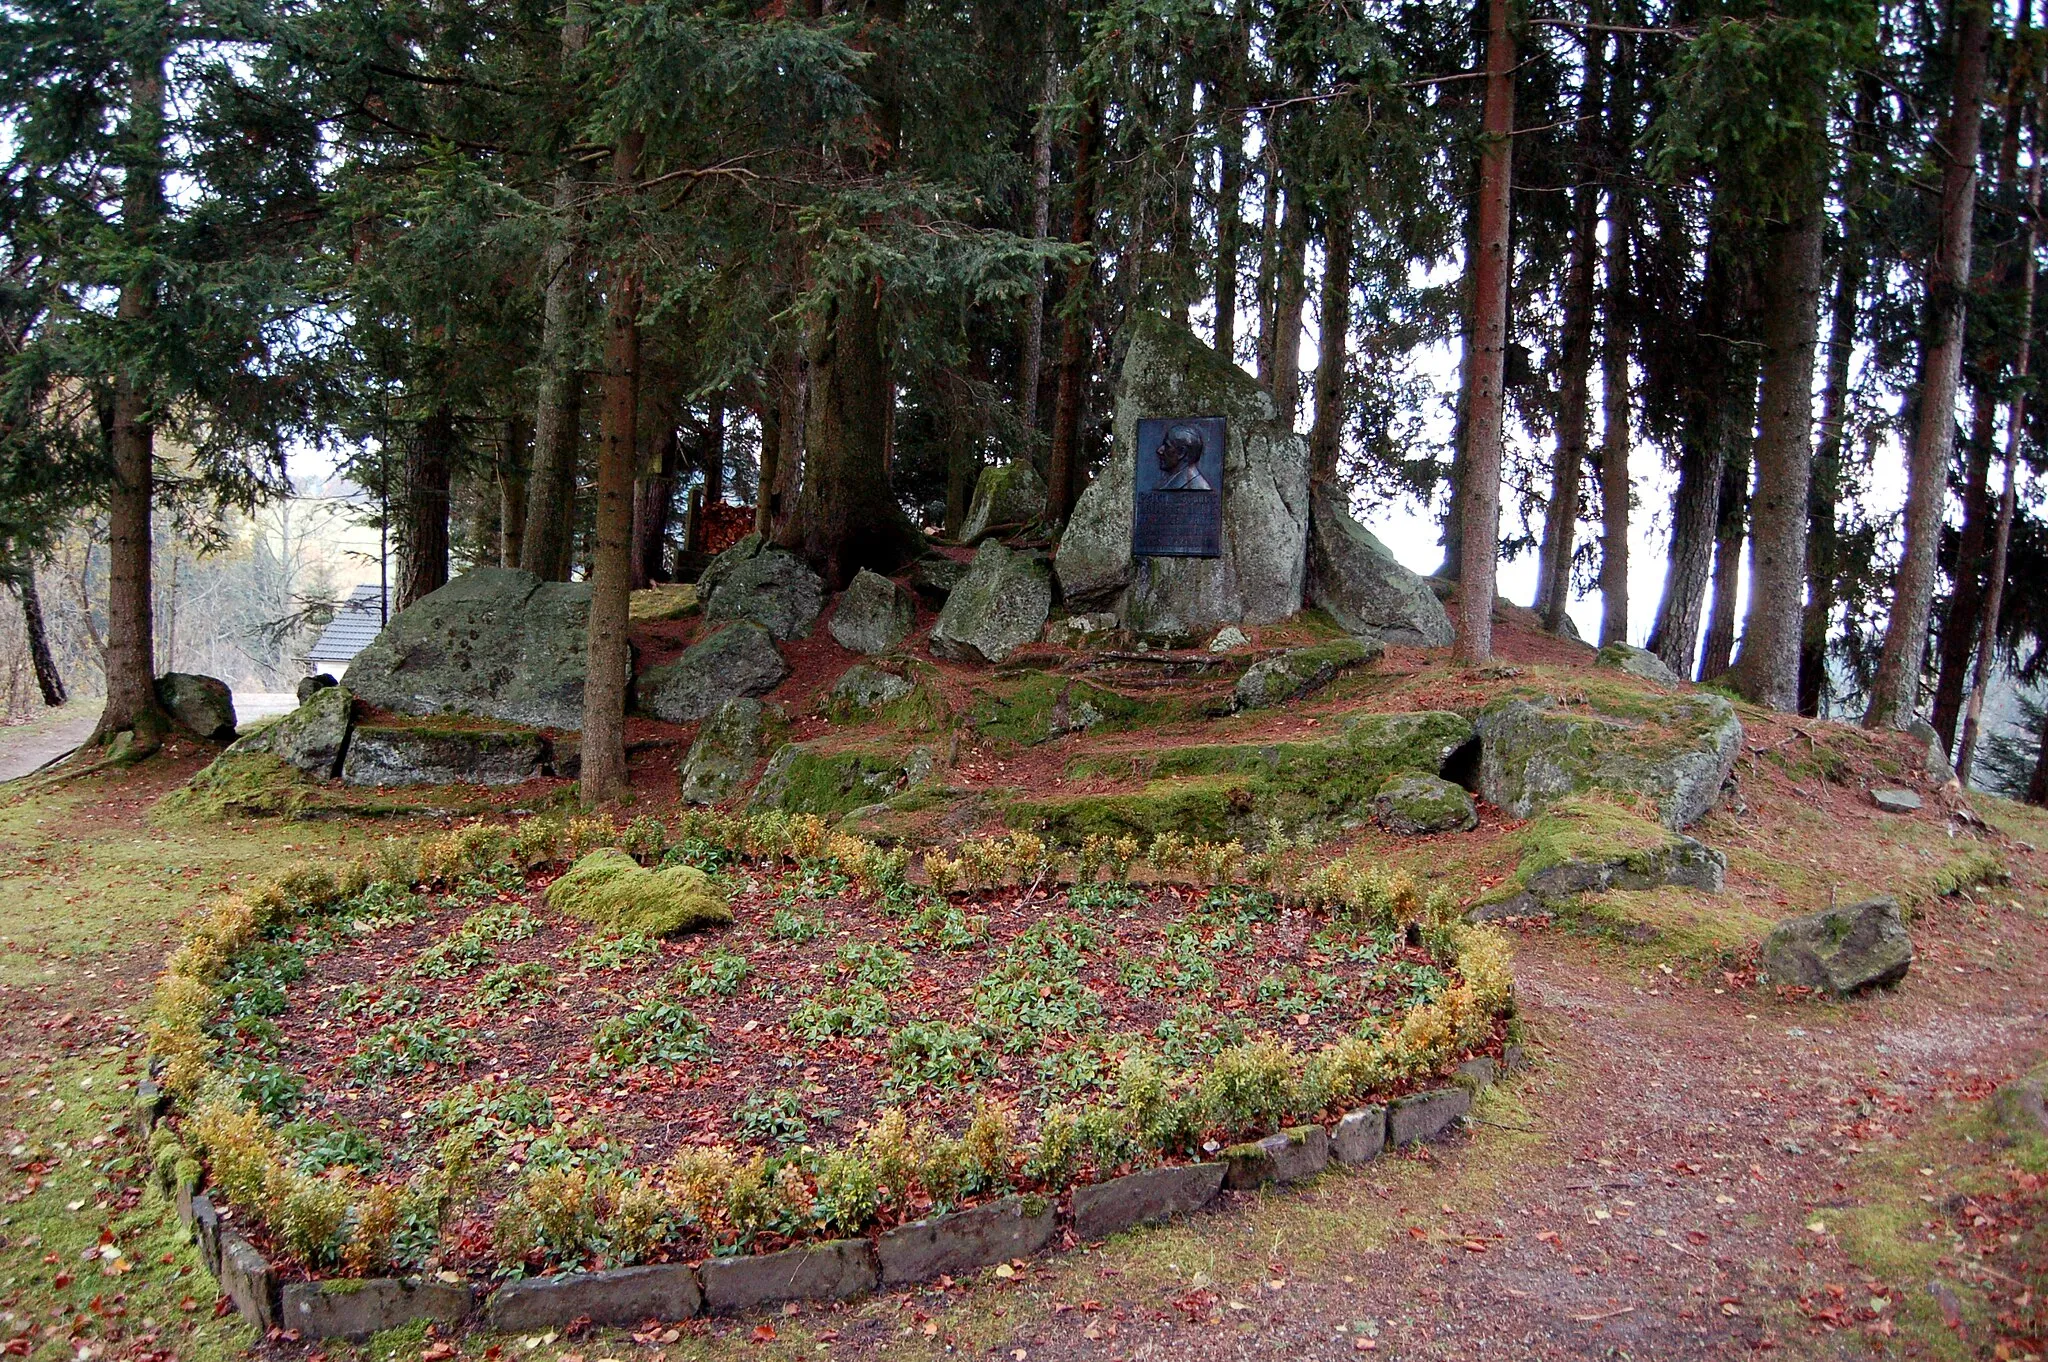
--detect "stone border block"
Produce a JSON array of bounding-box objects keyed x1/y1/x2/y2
[
  {"x1": 877, "y1": 1196, "x2": 1055, "y2": 1285},
  {"x1": 1330, "y1": 1107, "x2": 1387, "y2": 1165},
  {"x1": 281, "y1": 1278, "x2": 473, "y2": 1341},
  {"x1": 1071, "y1": 1163, "x2": 1225, "y2": 1241},
  {"x1": 486, "y1": 1264, "x2": 702, "y2": 1331},
  {"x1": 131, "y1": 1080, "x2": 164, "y2": 1139},
  {"x1": 1456, "y1": 1056, "x2": 1497, "y2": 1090},
  {"x1": 218, "y1": 1229, "x2": 276, "y2": 1332},
  {"x1": 1388, "y1": 1086, "x2": 1471, "y2": 1146},
  {"x1": 189, "y1": 1194, "x2": 221, "y2": 1276},
  {"x1": 700, "y1": 1239, "x2": 876, "y2": 1314},
  {"x1": 1223, "y1": 1125, "x2": 1330, "y2": 1189},
  {"x1": 1501, "y1": 1042, "x2": 1528, "y2": 1073}
]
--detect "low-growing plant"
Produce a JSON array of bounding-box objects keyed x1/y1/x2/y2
[
  {"x1": 674, "y1": 948, "x2": 750, "y2": 997},
  {"x1": 410, "y1": 933, "x2": 493, "y2": 979},
  {"x1": 283, "y1": 1119, "x2": 385, "y2": 1174},
  {"x1": 886, "y1": 1019, "x2": 991, "y2": 1097},
  {"x1": 350, "y1": 1019, "x2": 468, "y2": 1080},
  {"x1": 590, "y1": 1000, "x2": 711, "y2": 1073},
  {"x1": 769, "y1": 906, "x2": 825, "y2": 943},
  {"x1": 620, "y1": 814, "x2": 670, "y2": 864},
  {"x1": 474, "y1": 961, "x2": 555, "y2": 1007},
  {"x1": 903, "y1": 899, "x2": 987, "y2": 949},
  {"x1": 789, "y1": 987, "x2": 891, "y2": 1040},
  {"x1": 734, "y1": 1089, "x2": 832, "y2": 1148},
  {"x1": 1202, "y1": 1039, "x2": 1302, "y2": 1136},
  {"x1": 567, "y1": 932, "x2": 660, "y2": 971}
]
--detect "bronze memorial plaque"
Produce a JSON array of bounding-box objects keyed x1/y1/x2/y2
[{"x1": 1132, "y1": 417, "x2": 1224, "y2": 558}]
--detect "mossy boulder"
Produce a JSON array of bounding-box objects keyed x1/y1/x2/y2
[
  {"x1": 638, "y1": 622, "x2": 789, "y2": 723},
  {"x1": 828, "y1": 570, "x2": 915, "y2": 655},
  {"x1": 1473, "y1": 794, "x2": 1728, "y2": 919},
  {"x1": 1008, "y1": 777, "x2": 1242, "y2": 844},
  {"x1": 1232, "y1": 636, "x2": 1383, "y2": 711},
  {"x1": 1596, "y1": 642, "x2": 1680, "y2": 687},
  {"x1": 1055, "y1": 313, "x2": 1309, "y2": 633},
  {"x1": 959, "y1": 461, "x2": 1046, "y2": 542},
  {"x1": 545, "y1": 848, "x2": 732, "y2": 937},
  {"x1": 748, "y1": 741, "x2": 939, "y2": 816},
  {"x1": 831, "y1": 663, "x2": 915, "y2": 712},
  {"x1": 631, "y1": 583, "x2": 699, "y2": 623},
  {"x1": 1474, "y1": 690, "x2": 1742, "y2": 830},
  {"x1": 224, "y1": 684, "x2": 355, "y2": 778},
  {"x1": 1373, "y1": 772, "x2": 1477, "y2": 835},
  {"x1": 701, "y1": 545, "x2": 824, "y2": 642},
  {"x1": 156, "y1": 672, "x2": 237, "y2": 740},
  {"x1": 344, "y1": 568, "x2": 590, "y2": 730},
  {"x1": 678, "y1": 697, "x2": 783, "y2": 806},
  {"x1": 929, "y1": 540, "x2": 1053, "y2": 665},
  {"x1": 968, "y1": 672, "x2": 1170, "y2": 747},
  {"x1": 1759, "y1": 897, "x2": 1912, "y2": 994},
  {"x1": 339, "y1": 721, "x2": 546, "y2": 787}
]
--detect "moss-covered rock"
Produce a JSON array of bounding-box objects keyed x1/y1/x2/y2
[
  {"x1": 544, "y1": 849, "x2": 732, "y2": 937},
  {"x1": 678, "y1": 697, "x2": 784, "y2": 806},
  {"x1": 638, "y1": 622, "x2": 789, "y2": 723},
  {"x1": 223, "y1": 684, "x2": 354, "y2": 778},
  {"x1": 701, "y1": 545, "x2": 824, "y2": 642},
  {"x1": 1758, "y1": 897, "x2": 1912, "y2": 994},
  {"x1": 1007, "y1": 777, "x2": 1243, "y2": 844},
  {"x1": 162, "y1": 752, "x2": 478, "y2": 822},
  {"x1": 929, "y1": 540, "x2": 1053, "y2": 664},
  {"x1": 968, "y1": 672, "x2": 1172, "y2": 747},
  {"x1": 156, "y1": 672, "x2": 237, "y2": 741},
  {"x1": 1470, "y1": 794, "x2": 1727, "y2": 919},
  {"x1": 831, "y1": 663, "x2": 915, "y2": 711},
  {"x1": 1373, "y1": 772, "x2": 1477, "y2": 835},
  {"x1": 339, "y1": 721, "x2": 546, "y2": 787},
  {"x1": 748, "y1": 741, "x2": 939, "y2": 816},
  {"x1": 1596, "y1": 642, "x2": 1680, "y2": 687},
  {"x1": 959, "y1": 460, "x2": 1046, "y2": 542},
  {"x1": 828, "y1": 570, "x2": 915, "y2": 654},
  {"x1": 1474, "y1": 689, "x2": 1742, "y2": 830},
  {"x1": 1232, "y1": 636, "x2": 1383, "y2": 711},
  {"x1": 1305, "y1": 486, "x2": 1454, "y2": 647}
]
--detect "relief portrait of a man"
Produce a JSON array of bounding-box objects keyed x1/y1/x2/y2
[{"x1": 1155, "y1": 422, "x2": 1214, "y2": 491}]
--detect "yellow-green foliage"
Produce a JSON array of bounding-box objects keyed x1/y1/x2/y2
[
  {"x1": 1518, "y1": 793, "x2": 1670, "y2": 876},
  {"x1": 1297, "y1": 857, "x2": 1428, "y2": 924},
  {"x1": 545, "y1": 848, "x2": 733, "y2": 937},
  {"x1": 1919, "y1": 847, "x2": 2008, "y2": 901}
]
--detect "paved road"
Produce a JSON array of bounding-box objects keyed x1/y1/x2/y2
[{"x1": 0, "y1": 691, "x2": 296, "y2": 782}]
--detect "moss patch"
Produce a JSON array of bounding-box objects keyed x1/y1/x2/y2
[
  {"x1": 748, "y1": 741, "x2": 937, "y2": 816},
  {"x1": 1518, "y1": 794, "x2": 1673, "y2": 878},
  {"x1": 1552, "y1": 886, "x2": 1775, "y2": 963},
  {"x1": 1006, "y1": 777, "x2": 1243, "y2": 843},
  {"x1": 156, "y1": 752, "x2": 477, "y2": 823},
  {"x1": 630, "y1": 582, "x2": 699, "y2": 622},
  {"x1": 966, "y1": 671, "x2": 1178, "y2": 748},
  {"x1": 543, "y1": 848, "x2": 732, "y2": 936}
]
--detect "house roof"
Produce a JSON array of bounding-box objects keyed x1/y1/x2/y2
[{"x1": 306, "y1": 583, "x2": 389, "y2": 667}]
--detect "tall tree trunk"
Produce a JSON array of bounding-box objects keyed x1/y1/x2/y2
[
  {"x1": 1729, "y1": 188, "x2": 1826, "y2": 710},
  {"x1": 499, "y1": 415, "x2": 530, "y2": 568},
  {"x1": 1046, "y1": 101, "x2": 1100, "y2": 525},
  {"x1": 631, "y1": 425, "x2": 677, "y2": 590},
  {"x1": 519, "y1": 3, "x2": 592, "y2": 582},
  {"x1": 1930, "y1": 390, "x2": 1997, "y2": 743},
  {"x1": 1867, "y1": 0, "x2": 1993, "y2": 729},
  {"x1": 2030, "y1": 719, "x2": 2048, "y2": 805},
  {"x1": 1019, "y1": 28, "x2": 1056, "y2": 433},
  {"x1": 398, "y1": 406, "x2": 454, "y2": 610},
  {"x1": 1801, "y1": 215, "x2": 1867, "y2": 710},
  {"x1": 1535, "y1": 24, "x2": 1605, "y2": 633},
  {"x1": 702, "y1": 394, "x2": 725, "y2": 505},
  {"x1": 96, "y1": 26, "x2": 170, "y2": 750},
  {"x1": 581, "y1": 134, "x2": 642, "y2": 805},
  {"x1": 16, "y1": 571, "x2": 64, "y2": 707},
  {"x1": 1597, "y1": 32, "x2": 1634, "y2": 647},
  {"x1": 1437, "y1": 179, "x2": 1485, "y2": 580},
  {"x1": 1306, "y1": 195, "x2": 1352, "y2": 482},
  {"x1": 1214, "y1": 92, "x2": 1244, "y2": 364},
  {"x1": 1647, "y1": 226, "x2": 1746, "y2": 676},
  {"x1": 1960, "y1": 65, "x2": 2044, "y2": 782},
  {"x1": 756, "y1": 342, "x2": 802, "y2": 538},
  {"x1": 1698, "y1": 403, "x2": 1754, "y2": 681},
  {"x1": 1455, "y1": 0, "x2": 1516, "y2": 665},
  {"x1": 1269, "y1": 186, "x2": 1312, "y2": 428},
  {"x1": 1255, "y1": 127, "x2": 1281, "y2": 387}
]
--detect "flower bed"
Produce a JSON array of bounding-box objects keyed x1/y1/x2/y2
[{"x1": 144, "y1": 811, "x2": 1514, "y2": 1326}]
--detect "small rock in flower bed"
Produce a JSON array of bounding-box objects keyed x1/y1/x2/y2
[{"x1": 545, "y1": 848, "x2": 732, "y2": 937}]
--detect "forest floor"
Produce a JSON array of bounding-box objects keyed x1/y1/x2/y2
[{"x1": 4, "y1": 643, "x2": 2048, "y2": 1361}]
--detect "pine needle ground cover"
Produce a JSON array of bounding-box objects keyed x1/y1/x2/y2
[{"x1": 145, "y1": 812, "x2": 1510, "y2": 1285}]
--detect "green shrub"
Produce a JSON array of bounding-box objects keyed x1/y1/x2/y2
[
  {"x1": 1202, "y1": 1040, "x2": 1299, "y2": 1136},
  {"x1": 546, "y1": 848, "x2": 732, "y2": 937}
]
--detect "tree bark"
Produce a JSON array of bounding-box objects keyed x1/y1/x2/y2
[
  {"x1": 1255, "y1": 126, "x2": 1281, "y2": 387},
  {"x1": 1801, "y1": 217, "x2": 1866, "y2": 710},
  {"x1": 1647, "y1": 227, "x2": 1747, "y2": 677},
  {"x1": 94, "y1": 24, "x2": 170, "y2": 750},
  {"x1": 1019, "y1": 26, "x2": 1056, "y2": 433},
  {"x1": 1454, "y1": 0, "x2": 1516, "y2": 665},
  {"x1": 498, "y1": 415, "x2": 530, "y2": 568},
  {"x1": 1306, "y1": 195, "x2": 1352, "y2": 482},
  {"x1": 519, "y1": 2, "x2": 592, "y2": 582},
  {"x1": 1597, "y1": 186, "x2": 1632, "y2": 647},
  {"x1": 16, "y1": 570, "x2": 64, "y2": 707},
  {"x1": 1214, "y1": 88, "x2": 1244, "y2": 364},
  {"x1": 1698, "y1": 410, "x2": 1753, "y2": 682},
  {"x1": 1729, "y1": 189, "x2": 1826, "y2": 710},
  {"x1": 631, "y1": 424, "x2": 677, "y2": 590},
  {"x1": 398, "y1": 406, "x2": 453, "y2": 611},
  {"x1": 1930, "y1": 390, "x2": 1997, "y2": 743},
  {"x1": 1867, "y1": 0, "x2": 1993, "y2": 729},
  {"x1": 1046, "y1": 101, "x2": 1100, "y2": 525},
  {"x1": 581, "y1": 133, "x2": 641, "y2": 806},
  {"x1": 1269, "y1": 185, "x2": 1312, "y2": 428}
]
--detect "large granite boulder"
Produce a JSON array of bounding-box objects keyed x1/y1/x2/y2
[
  {"x1": 156, "y1": 673, "x2": 237, "y2": 741},
  {"x1": 832, "y1": 662, "x2": 916, "y2": 712},
  {"x1": 339, "y1": 722, "x2": 545, "y2": 787},
  {"x1": 748, "y1": 741, "x2": 938, "y2": 816},
  {"x1": 1233, "y1": 637, "x2": 1383, "y2": 711},
  {"x1": 1055, "y1": 313, "x2": 1309, "y2": 634},
  {"x1": 701, "y1": 543, "x2": 824, "y2": 642},
  {"x1": 1373, "y1": 772, "x2": 1479, "y2": 835},
  {"x1": 959, "y1": 461, "x2": 1047, "y2": 542},
  {"x1": 1305, "y1": 488, "x2": 1454, "y2": 647},
  {"x1": 223, "y1": 684, "x2": 355, "y2": 778},
  {"x1": 1760, "y1": 897, "x2": 1913, "y2": 994},
  {"x1": 344, "y1": 568, "x2": 589, "y2": 730},
  {"x1": 829, "y1": 570, "x2": 915, "y2": 655},
  {"x1": 678, "y1": 697, "x2": 782, "y2": 806},
  {"x1": 930, "y1": 540, "x2": 1052, "y2": 664},
  {"x1": 638, "y1": 623, "x2": 789, "y2": 723},
  {"x1": 1475, "y1": 691, "x2": 1743, "y2": 830}
]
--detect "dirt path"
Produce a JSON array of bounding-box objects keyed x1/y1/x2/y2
[{"x1": 0, "y1": 713, "x2": 95, "y2": 781}]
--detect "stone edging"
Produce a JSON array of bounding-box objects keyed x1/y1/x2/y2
[{"x1": 141, "y1": 1046, "x2": 1524, "y2": 1341}]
